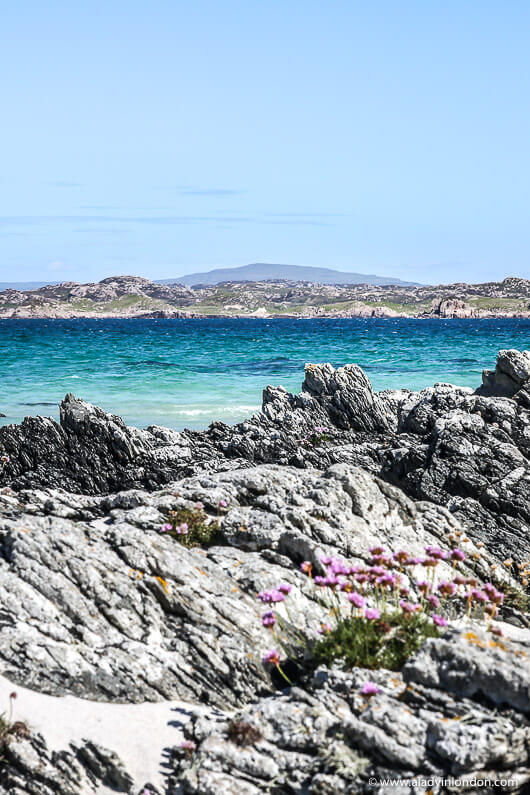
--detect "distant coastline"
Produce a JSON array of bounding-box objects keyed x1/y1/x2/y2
[
  {"x1": 1, "y1": 274, "x2": 529, "y2": 320},
  {"x1": 2, "y1": 311, "x2": 530, "y2": 320}
]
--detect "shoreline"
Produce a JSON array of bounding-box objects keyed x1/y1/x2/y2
[{"x1": 2, "y1": 312, "x2": 530, "y2": 320}]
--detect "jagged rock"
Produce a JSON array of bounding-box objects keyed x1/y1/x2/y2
[
  {"x1": 0, "y1": 733, "x2": 135, "y2": 794},
  {"x1": 1, "y1": 350, "x2": 530, "y2": 793},
  {"x1": 1, "y1": 463, "x2": 493, "y2": 706},
  {"x1": 174, "y1": 629, "x2": 530, "y2": 794},
  {"x1": 0, "y1": 394, "x2": 235, "y2": 494},
  {"x1": 479, "y1": 349, "x2": 530, "y2": 398},
  {"x1": 1, "y1": 350, "x2": 530, "y2": 569},
  {"x1": 402, "y1": 627, "x2": 530, "y2": 713}
]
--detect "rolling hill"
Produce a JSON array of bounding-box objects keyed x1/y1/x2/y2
[{"x1": 159, "y1": 263, "x2": 419, "y2": 287}]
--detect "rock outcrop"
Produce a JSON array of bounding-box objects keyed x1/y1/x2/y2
[
  {"x1": 0, "y1": 349, "x2": 529, "y2": 793},
  {"x1": 2, "y1": 349, "x2": 529, "y2": 564},
  {"x1": 176, "y1": 629, "x2": 530, "y2": 794},
  {"x1": 430, "y1": 297, "x2": 476, "y2": 318},
  {"x1": 1, "y1": 464, "x2": 486, "y2": 705}
]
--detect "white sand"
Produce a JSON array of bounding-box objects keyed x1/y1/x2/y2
[{"x1": 0, "y1": 675, "x2": 207, "y2": 792}]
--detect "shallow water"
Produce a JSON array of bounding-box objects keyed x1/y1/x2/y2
[{"x1": 1, "y1": 318, "x2": 529, "y2": 430}]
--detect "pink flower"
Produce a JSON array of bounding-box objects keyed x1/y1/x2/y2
[
  {"x1": 368, "y1": 565, "x2": 386, "y2": 578},
  {"x1": 318, "y1": 623, "x2": 332, "y2": 634},
  {"x1": 300, "y1": 561, "x2": 312, "y2": 574},
  {"x1": 261, "y1": 611, "x2": 276, "y2": 627},
  {"x1": 426, "y1": 594, "x2": 440, "y2": 609},
  {"x1": 277, "y1": 583, "x2": 292, "y2": 595},
  {"x1": 321, "y1": 575, "x2": 340, "y2": 588},
  {"x1": 364, "y1": 608, "x2": 380, "y2": 621},
  {"x1": 415, "y1": 580, "x2": 431, "y2": 594},
  {"x1": 422, "y1": 557, "x2": 439, "y2": 568},
  {"x1": 329, "y1": 558, "x2": 349, "y2": 575},
  {"x1": 180, "y1": 740, "x2": 196, "y2": 753},
  {"x1": 194, "y1": 501, "x2": 204, "y2": 510},
  {"x1": 219, "y1": 499, "x2": 228, "y2": 508},
  {"x1": 399, "y1": 600, "x2": 421, "y2": 613},
  {"x1": 425, "y1": 546, "x2": 448, "y2": 560},
  {"x1": 257, "y1": 589, "x2": 285, "y2": 603},
  {"x1": 437, "y1": 581, "x2": 456, "y2": 597},
  {"x1": 450, "y1": 548, "x2": 466, "y2": 562},
  {"x1": 376, "y1": 573, "x2": 396, "y2": 588},
  {"x1": 263, "y1": 649, "x2": 280, "y2": 665},
  {"x1": 491, "y1": 589, "x2": 505, "y2": 605},
  {"x1": 361, "y1": 681, "x2": 380, "y2": 695},
  {"x1": 369, "y1": 545, "x2": 386, "y2": 556},
  {"x1": 161, "y1": 523, "x2": 173, "y2": 532},
  {"x1": 432, "y1": 614, "x2": 448, "y2": 627},
  {"x1": 348, "y1": 592, "x2": 366, "y2": 608}
]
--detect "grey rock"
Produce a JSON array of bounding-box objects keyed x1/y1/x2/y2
[
  {"x1": 478, "y1": 349, "x2": 530, "y2": 398},
  {"x1": 1, "y1": 349, "x2": 530, "y2": 793},
  {"x1": 175, "y1": 630, "x2": 530, "y2": 793},
  {"x1": 0, "y1": 733, "x2": 134, "y2": 794},
  {"x1": 1, "y1": 464, "x2": 486, "y2": 706},
  {"x1": 403, "y1": 627, "x2": 530, "y2": 713}
]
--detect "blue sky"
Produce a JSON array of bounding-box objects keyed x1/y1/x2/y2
[{"x1": 1, "y1": 0, "x2": 529, "y2": 285}]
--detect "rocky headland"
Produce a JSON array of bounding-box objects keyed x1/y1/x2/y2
[
  {"x1": 0, "y1": 349, "x2": 529, "y2": 793},
  {"x1": 0, "y1": 275, "x2": 529, "y2": 319}
]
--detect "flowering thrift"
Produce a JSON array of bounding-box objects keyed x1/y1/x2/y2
[
  {"x1": 361, "y1": 682, "x2": 380, "y2": 696},
  {"x1": 262, "y1": 648, "x2": 293, "y2": 685},
  {"x1": 257, "y1": 540, "x2": 505, "y2": 676},
  {"x1": 161, "y1": 505, "x2": 220, "y2": 548}
]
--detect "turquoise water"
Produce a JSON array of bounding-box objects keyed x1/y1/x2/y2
[{"x1": 0, "y1": 318, "x2": 529, "y2": 430}]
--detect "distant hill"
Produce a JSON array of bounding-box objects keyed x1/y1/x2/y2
[{"x1": 159, "y1": 263, "x2": 419, "y2": 287}]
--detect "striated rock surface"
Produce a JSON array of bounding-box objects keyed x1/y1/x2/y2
[
  {"x1": 0, "y1": 349, "x2": 529, "y2": 792},
  {"x1": 176, "y1": 629, "x2": 530, "y2": 794},
  {"x1": 1, "y1": 463, "x2": 485, "y2": 706}
]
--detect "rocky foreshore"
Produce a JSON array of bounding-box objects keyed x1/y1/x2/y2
[{"x1": 0, "y1": 349, "x2": 529, "y2": 794}]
